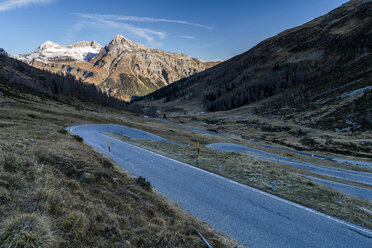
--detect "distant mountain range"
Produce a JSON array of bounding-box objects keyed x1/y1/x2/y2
[
  {"x1": 139, "y1": 0, "x2": 372, "y2": 131},
  {"x1": 17, "y1": 35, "x2": 220, "y2": 100}
]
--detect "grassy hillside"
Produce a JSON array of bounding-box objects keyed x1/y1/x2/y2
[
  {"x1": 99, "y1": 73, "x2": 162, "y2": 101},
  {"x1": 0, "y1": 78, "x2": 238, "y2": 247},
  {"x1": 138, "y1": 0, "x2": 372, "y2": 132},
  {"x1": 1, "y1": 62, "x2": 370, "y2": 248}
]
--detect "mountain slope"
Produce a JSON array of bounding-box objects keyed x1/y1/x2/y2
[
  {"x1": 139, "y1": 0, "x2": 372, "y2": 130},
  {"x1": 0, "y1": 55, "x2": 237, "y2": 248},
  {"x1": 0, "y1": 54, "x2": 129, "y2": 111},
  {"x1": 18, "y1": 35, "x2": 219, "y2": 101}
]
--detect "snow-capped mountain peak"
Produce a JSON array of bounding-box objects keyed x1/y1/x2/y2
[
  {"x1": 14, "y1": 34, "x2": 220, "y2": 101},
  {"x1": 18, "y1": 40, "x2": 103, "y2": 63},
  {"x1": 39, "y1": 41, "x2": 56, "y2": 49}
]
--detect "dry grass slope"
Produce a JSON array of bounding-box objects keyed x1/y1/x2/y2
[{"x1": 0, "y1": 80, "x2": 239, "y2": 247}]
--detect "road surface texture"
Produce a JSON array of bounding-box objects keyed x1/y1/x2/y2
[
  {"x1": 301, "y1": 175, "x2": 372, "y2": 201},
  {"x1": 93, "y1": 123, "x2": 181, "y2": 145},
  {"x1": 69, "y1": 124, "x2": 372, "y2": 248},
  {"x1": 206, "y1": 143, "x2": 372, "y2": 186},
  {"x1": 157, "y1": 119, "x2": 372, "y2": 169}
]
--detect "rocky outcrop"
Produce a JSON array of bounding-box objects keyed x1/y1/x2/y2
[
  {"x1": 17, "y1": 35, "x2": 219, "y2": 101},
  {"x1": 89, "y1": 35, "x2": 216, "y2": 100}
]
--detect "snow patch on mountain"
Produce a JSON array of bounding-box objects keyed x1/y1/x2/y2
[{"x1": 18, "y1": 40, "x2": 103, "y2": 63}]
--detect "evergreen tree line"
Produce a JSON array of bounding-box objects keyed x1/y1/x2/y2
[
  {"x1": 0, "y1": 54, "x2": 144, "y2": 112},
  {"x1": 136, "y1": 7, "x2": 371, "y2": 112},
  {"x1": 202, "y1": 61, "x2": 321, "y2": 111},
  {"x1": 138, "y1": 56, "x2": 321, "y2": 111}
]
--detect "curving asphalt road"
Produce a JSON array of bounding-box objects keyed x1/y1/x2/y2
[
  {"x1": 206, "y1": 143, "x2": 372, "y2": 186},
  {"x1": 157, "y1": 119, "x2": 372, "y2": 169},
  {"x1": 93, "y1": 123, "x2": 182, "y2": 145},
  {"x1": 301, "y1": 175, "x2": 372, "y2": 201},
  {"x1": 69, "y1": 124, "x2": 372, "y2": 248}
]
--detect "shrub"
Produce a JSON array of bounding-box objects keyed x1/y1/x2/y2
[
  {"x1": 3, "y1": 154, "x2": 18, "y2": 172},
  {"x1": 0, "y1": 214, "x2": 57, "y2": 248},
  {"x1": 62, "y1": 211, "x2": 88, "y2": 238},
  {"x1": 57, "y1": 128, "x2": 67, "y2": 134},
  {"x1": 307, "y1": 181, "x2": 315, "y2": 186},
  {"x1": 0, "y1": 187, "x2": 10, "y2": 204},
  {"x1": 102, "y1": 159, "x2": 113, "y2": 169},
  {"x1": 72, "y1": 135, "x2": 83, "y2": 142},
  {"x1": 135, "y1": 176, "x2": 152, "y2": 191},
  {"x1": 151, "y1": 217, "x2": 166, "y2": 228}
]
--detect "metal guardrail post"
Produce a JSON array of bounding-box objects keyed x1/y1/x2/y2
[{"x1": 195, "y1": 229, "x2": 213, "y2": 248}]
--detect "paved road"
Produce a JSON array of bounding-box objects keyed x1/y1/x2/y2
[
  {"x1": 84, "y1": 123, "x2": 182, "y2": 145},
  {"x1": 301, "y1": 175, "x2": 372, "y2": 201},
  {"x1": 157, "y1": 119, "x2": 372, "y2": 169},
  {"x1": 206, "y1": 143, "x2": 372, "y2": 186},
  {"x1": 69, "y1": 124, "x2": 372, "y2": 248}
]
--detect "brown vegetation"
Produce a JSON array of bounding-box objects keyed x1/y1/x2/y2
[
  {"x1": 0, "y1": 79, "x2": 238, "y2": 247},
  {"x1": 107, "y1": 133, "x2": 372, "y2": 229},
  {"x1": 137, "y1": 1, "x2": 372, "y2": 133}
]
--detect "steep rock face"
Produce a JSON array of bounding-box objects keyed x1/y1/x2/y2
[
  {"x1": 17, "y1": 35, "x2": 219, "y2": 101},
  {"x1": 89, "y1": 35, "x2": 216, "y2": 100}
]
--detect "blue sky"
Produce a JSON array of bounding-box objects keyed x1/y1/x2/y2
[{"x1": 0, "y1": 0, "x2": 348, "y2": 61}]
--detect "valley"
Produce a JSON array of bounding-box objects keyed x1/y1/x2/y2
[
  {"x1": 1, "y1": 0, "x2": 371, "y2": 247},
  {"x1": 138, "y1": 0, "x2": 371, "y2": 136},
  {"x1": 0, "y1": 78, "x2": 238, "y2": 247}
]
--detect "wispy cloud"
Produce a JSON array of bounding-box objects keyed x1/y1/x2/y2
[
  {"x1": 180, "y1": 35, "x2": 195, "y2": 40},
  {"x1": 71, "y1": 13, "x2": 212, "y2": 44},
  {"x1": 0, "y1": 0, "x2": 54, "y2": 12},
  {"x1": 73, "y1": 13, "x2": 167, "y2": 43},
  {"x1": 96, "y1": 19, "x2": 166, "y2": 41},
  {"x1": 78, "y1": 14, "x2": 213, "y2": 30}
]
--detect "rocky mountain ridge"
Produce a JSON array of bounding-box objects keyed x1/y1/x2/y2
[{"x1": 17, "y1": 35, "x2": 219, "y2": 100}]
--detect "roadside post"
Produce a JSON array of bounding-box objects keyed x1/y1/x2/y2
[
  {"x1": 272, "y1": 181, "x2": 277, "y2": 192},
  {"x1": 108, "y1": 140, "x2": 111, "y2": 158},
  {"x1": 196, "y1": 141, "x2": 201, "y2": 164}
]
